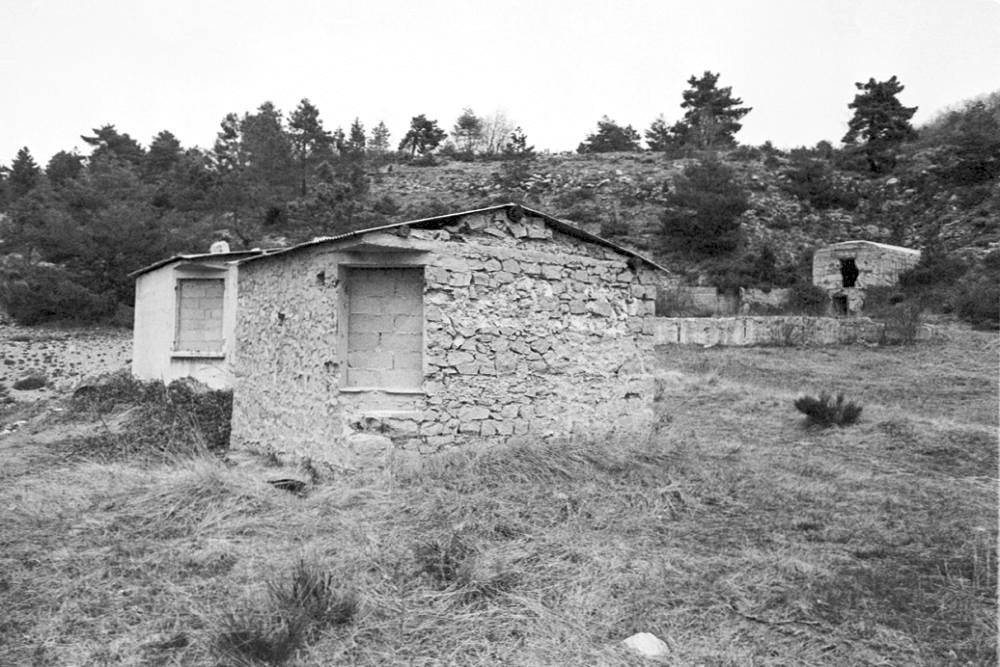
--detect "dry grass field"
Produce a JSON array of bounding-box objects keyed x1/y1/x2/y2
[{"x1": 0, "y1": 327, "x2": 996, "y2": 666}]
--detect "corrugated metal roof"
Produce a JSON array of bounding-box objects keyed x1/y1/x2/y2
[
  {"x1": 236, "y1": 203, "x2": 670, "y2": 273},
  {"x1": 821, "y1": 240, "x2": 921, "y2": 255},
  {"x1": 129, "y1": 249, "x2": 273, "y2": 278}
]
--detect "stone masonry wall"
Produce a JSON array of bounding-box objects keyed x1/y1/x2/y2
[{"x1": 230, "y1": 209, "x2": 660, "y2": 468}]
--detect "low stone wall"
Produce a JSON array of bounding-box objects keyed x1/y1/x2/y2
[{"x1": 652, "y1": 316, "x2": 890, "y2": 346}]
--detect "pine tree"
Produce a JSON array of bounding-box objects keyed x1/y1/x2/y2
[
  {"x1": 81, "y1": 125, "x2": 145, "y2": 165},
  {"x1": 9, "y1": 147, "x2": 41, "y2": 198},
  {"x1": 145, "y1": 130, "x2": 182, "y2": 177},
  {"x1": 660, "y1": 157, "x2": 749, "y2": 256},
  {"x1": 577, "y1": 116, "x2": 641, "y2": 153},
  {"x1": 645, "y1": 115, "x2": 677, "y2": 152},
  {"x1": 452, "y1": 108, "x2": 484, "y2": 155},
  {"x1": 398, "y1": 115, "x2": 447, "y2": 158},
  {"x1": 241, "y1": 101, "x2": 295, "y2": 190},
  {"x1": 346, "y1": 118, "x2": 367, "y2": 157},
  {"x1": 673, "y1": 71, "x2": 751, "y2": 150},
  {"x1": 45, "y1": 151, "x2": 84, "y2": 187},
  {"x1": 502, "y1": 127, "x2": 534, "y2": 158},
  {"x1": 288, "y1": 99, "x2": 334, "y2": 195},
  {"x1": 370, "y1": 121, "x2": 391, "y2": 158},
  {"x1": 842, "y1": 76, "x2": 917, "y2": 174}
]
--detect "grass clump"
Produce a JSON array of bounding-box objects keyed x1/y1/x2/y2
[
  {"x1": 213, "y1": 559, "x2": 357, "y2": 666},
  {"x1": 794, "y1": 392, "x2": 863, "y2": 427}
]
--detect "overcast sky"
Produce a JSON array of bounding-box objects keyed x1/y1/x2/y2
[{"x1": 2, "y1": 0, "x2": 998, "y2": 166}]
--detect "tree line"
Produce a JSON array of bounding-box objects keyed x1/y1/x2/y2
[
  {"x1": 1, "y1": 72, "x2": 996, "y2": 326},
  {"x1": 0, "y1": 100, "x2": 537, "y2": 323}
]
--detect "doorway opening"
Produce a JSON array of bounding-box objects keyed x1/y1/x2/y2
[
  {"x1": 833, "y1": 294, "x2": 849, "y2": 316},
  {"x1": 840, "y1": 258, "x2": 859, "y2": 287}
]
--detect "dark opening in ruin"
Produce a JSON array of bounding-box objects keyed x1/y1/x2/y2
[
  {"x1": 833, "y1": 295, "x2": 849, "y2": 316},
  {"x1": 316, "y1": 271, "x2": 326, "y2": 286},
  {"x1": 840, "y1": 258, "x2": 859, "y2": 287}
]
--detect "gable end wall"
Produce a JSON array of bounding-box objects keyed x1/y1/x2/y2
[{"x1": 230, "y1": 210, "x2": 659, "y2": 466}]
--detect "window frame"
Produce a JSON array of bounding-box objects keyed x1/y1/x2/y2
[
  {"x1": 339, "y1": 263, "x2": 426, "y2": 394},
  {"x1": 172, "y1": 276, "x2": 227, "y2": 359}
]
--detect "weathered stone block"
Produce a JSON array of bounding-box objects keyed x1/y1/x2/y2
[
  {"x1": 459, "y1": 421, "x2": 482, "y2": 435},
  {"x1": 446, "y1": 350, "x2": 475, "y2": 366},
  {"x1": 458, "y1": 405, "x2": 490, "y2": 421},
  {"x1": 495, "y1": 352, "x2": 518, "y2": 373},
  {"x1": 541, "y1": 264, "x2": 563, "y2": 280},
  {"x1": 500, "y1": 403, "x2": 520, "y2": 418},
  {"x1": 449, "y1": 272, "x2": 472, "y2": 287},
  {"x1": 588, "y1": 299, "x2": 613, "y2": 317},
  {"x1": 426, "y1": 266, "x2": 450, "y2": 284},
  {"x1": 529, "y1": 338, "x2": 551, "y2": 353}
]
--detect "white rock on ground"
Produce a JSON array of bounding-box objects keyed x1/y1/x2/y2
[{"x1": 622, "y1": 632, "x2": 669, "y2": 657}]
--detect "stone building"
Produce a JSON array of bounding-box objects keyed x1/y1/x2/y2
[
  {"x1": 812, "y1": 240, "x2": 921, "y2": 315},
  {"x1": 229, "y1": 203, "x2": 668, "y2": 467},
  {"x1": 130, "y1": 246, "x2": 268, "y2": 389}
]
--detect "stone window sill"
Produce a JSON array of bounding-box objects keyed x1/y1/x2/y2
[
  {"x1": 340, "y1": 386, "x2": 425, "y2": 395},
  {"x1": 171, "y1": 350, "x2": 226, "y2": 359}
]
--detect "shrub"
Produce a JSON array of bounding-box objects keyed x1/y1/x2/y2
[
  {"x1": 786, "y1": 284, "x2": 830, "y2": 315},
  {"x1": 553, "y1": 187, "x2": 596, "y2": 209},
  {"x1": 406, "y1": 197, "x2": 451, "y2": 219},
  {"x1": 70, "y1": 371, "x2": 233, "y2": 459},
  {"x1": 954, "y1": 279, "x2": 1000, "y2": 329},
  {"x1": 781, "y1": 156, "x2": 860, "y2": 210},
  {"x1": 654, "y1": 285, "x2": 713, "y2": 317},
  {"x1": 371, "y1": 194, "x2": 400, "y2": 216},
  {"x1": 0, "y1": 262, "x2": 115, "y2": 325},
  {"x1": 729, "y1": 145, "x2": 762, "y2": 162},
  {"x1": 561, "y1": 204, "x2": 601, "y2": 227},
  {"x1": 864, "y1": 287, "x2": 924, "y2": 344},
  {"x1": 600, "y1": 212, "x2": 630, "y2": 238},
  {"x1": 880, "y1": 301, "x2": 924, "y2": 344},
  {"x1": 660, "y1": 157, "x2": 749, "y2": 257},
  {"x1": 12, "y1": 374, "x2": 47, "y2": 390},
  {"x1": 898, "y1": 245, "x2": 968, "y2": 294},
  {"x1": 795, "y1": 393, "x2": 863, "y2": 427}
]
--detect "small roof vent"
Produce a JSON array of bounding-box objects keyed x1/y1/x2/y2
[{"x1": 209, "y1": 240, "x2": 230, "y2": 254}]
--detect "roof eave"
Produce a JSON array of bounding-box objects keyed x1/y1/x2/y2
[{"x1": 237, "y1": 203, "x2": 670, "y2": 274}]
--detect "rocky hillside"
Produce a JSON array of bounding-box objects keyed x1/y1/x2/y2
[
  {"x1": 2, "y1": 94, "x2": 996, "y2": 326},
  {"x1": 365, "y1": 148, "x2": 999, "y2": 280}
]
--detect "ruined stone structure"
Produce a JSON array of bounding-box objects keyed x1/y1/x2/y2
[
  {"x1": 812, "y1": 240, "x2": 920, "y2": 315},
  {"x1": 229, "y1": 204, "x2": 667, "y2": 467}
]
